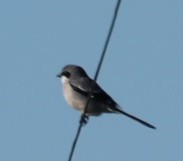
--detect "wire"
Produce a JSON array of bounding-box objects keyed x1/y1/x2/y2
[{"x1": 67, "y1": 1, "x2": 122, "y2": 161}]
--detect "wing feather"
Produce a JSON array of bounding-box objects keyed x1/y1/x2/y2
[{"x1": 69, "y1": 77, "x2": 117, "y2": 107}]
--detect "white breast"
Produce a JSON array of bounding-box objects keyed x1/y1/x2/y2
[
  {"x1": 61, "y1": 76, "x2": 85, "y2": 112},
  {"x1": 61, "y1": 76, "x2": 72, "y2": 104}
]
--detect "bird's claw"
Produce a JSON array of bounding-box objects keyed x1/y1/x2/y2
[{"x1": 80, "y1": 114, "x2": 89, "y2": 125}]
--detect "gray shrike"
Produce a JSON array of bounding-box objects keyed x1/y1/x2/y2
[{"x1": 57, "y1": 64, "x2": 156, "y2": 129}]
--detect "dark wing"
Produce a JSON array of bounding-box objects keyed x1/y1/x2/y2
[
  {"x1": 70, "y1": 77, "x2": 156, "y2": 129},
  {"x1": 69, "y1": 77, "x2": 117, "y2": 107}
]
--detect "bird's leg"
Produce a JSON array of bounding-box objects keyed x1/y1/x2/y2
[{"x1": 80, "y1": 114, "x2": 89, "y2": 125}]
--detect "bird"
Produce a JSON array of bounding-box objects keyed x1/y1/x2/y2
[{"x1": 57, "y1": 64, "x2": 156, "y2": 129}]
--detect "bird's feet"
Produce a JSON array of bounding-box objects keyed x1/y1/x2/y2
[{"x1": 80, "y1": 114, "x2": 89, "y2": 125}]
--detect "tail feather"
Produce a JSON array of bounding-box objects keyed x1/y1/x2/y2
[{"x1": 113, "y1": 107, "x2": 156, "y2": 129}]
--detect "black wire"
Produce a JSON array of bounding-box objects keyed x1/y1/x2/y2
[{"x1": 68, "y1": 1, "x2": 122, "y2": 161}]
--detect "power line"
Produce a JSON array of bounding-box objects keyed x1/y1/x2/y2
[{"x1": 67, "y1": 1, "x2": 122, "y2": 161}]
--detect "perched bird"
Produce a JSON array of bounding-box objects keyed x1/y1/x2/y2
[{"x1": 57, "y1": 64, "x2": 156, "y2": 129}]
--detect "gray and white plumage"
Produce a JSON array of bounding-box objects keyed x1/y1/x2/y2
[{"x1": 57, "y1": 64, "x2": 156, "y2": 129}]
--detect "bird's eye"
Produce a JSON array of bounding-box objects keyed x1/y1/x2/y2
[{"x1": 62, "y1": 71, "x2": 71, "y2": 78}]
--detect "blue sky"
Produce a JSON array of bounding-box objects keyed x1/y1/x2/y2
[{"x1": 0, "y1": 0, "x2": 183, "y2": 161}]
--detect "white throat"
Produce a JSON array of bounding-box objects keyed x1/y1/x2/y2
[{"x1": 61, "y1": 76, "x2": 69, "y2": 84}]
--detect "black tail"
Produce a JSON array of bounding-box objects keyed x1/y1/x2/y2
[{"x1": 114, "y1": 108, "x2": 156, "y2": 129}]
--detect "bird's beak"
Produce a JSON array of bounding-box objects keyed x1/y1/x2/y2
[{"x1": 57, "y1": 73, "x2": 62, "y2": 78}]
